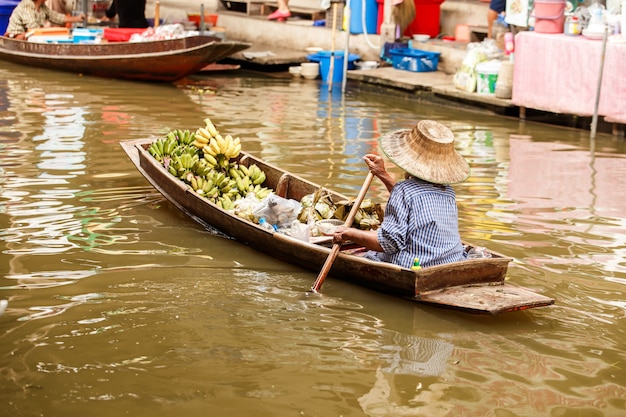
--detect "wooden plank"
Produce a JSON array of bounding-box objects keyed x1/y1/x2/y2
[
  {"x1": 219, "y1": 0, "x2": 265, "y2": 16},
  {"x1": 416, "y1": 283, "x2": 555, "y2": 315}
]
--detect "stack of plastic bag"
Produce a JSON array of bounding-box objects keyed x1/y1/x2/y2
[
  {"x1": 453, "y1": 39, "x2": 502, "y2": 93},
  {"x1": 129, "y1": 24, "x2": 188, "y2": 42}
]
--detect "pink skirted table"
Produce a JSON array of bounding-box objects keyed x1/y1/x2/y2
[{"x1": 512, "y1": 31, "x2": 626, "y2": 127}]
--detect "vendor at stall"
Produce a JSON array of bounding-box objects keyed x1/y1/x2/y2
[
  {"x1": 4, "y1": 0, "x2": 84, "y2": 39},
  {"x1": 105, "y1": 0, "x2": 148, "y2": 28}
]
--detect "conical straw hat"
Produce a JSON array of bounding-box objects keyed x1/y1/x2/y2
[{"x1": 379, "y1": 120, "x2": 470, "y2": 185}]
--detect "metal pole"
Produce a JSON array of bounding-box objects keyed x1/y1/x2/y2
[
  {"x1": 83, "y1": 0, "x2": 88, "y2": 27},
  {"x1": 328, "y1": 2, "x2": 338, "y2": 91},
  {"x1": 200, "y1": 3, "x2": 205, "y2": 35},
  {"x1": 590, "y1": 25, "x2": 608, "y2": 139},
  {"x1": 342, "y1": 0, "x2": 351, "y2": 93}
]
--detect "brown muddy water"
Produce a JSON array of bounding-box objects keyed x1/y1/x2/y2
[{"x1": 0, "y1": 60, "x2": 625, "y2": 417}]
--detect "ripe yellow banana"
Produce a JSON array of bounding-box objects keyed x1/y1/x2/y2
[
  {"x1": 197, "y1": 127, "x2": 213, "y2": 140},
  {"x1": 215, "y1": 134, "x2": 227, "y2": 154},
  {"x1": 209, "y1": 137, "x2": 220, "y2": 155},
  {"x1": 204, "y1": 118, "x2": 219, "y2": 137},
  {"x1": 231, "y1": 143, "x2": 241, "y2": 159},
  {"x1": 224, "y1": 141, "x2": 236, "y2": 159},
  {"x1": 204, "y1": 153, "x2": 218, "y2": 167}
]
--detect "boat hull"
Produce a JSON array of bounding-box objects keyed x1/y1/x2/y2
[
  {"x1": 0, "y1": 36, "x2": 250, "y2": 82},
  {"x1": 121, "y1": 139, "x2": 555, "y2": 315}
]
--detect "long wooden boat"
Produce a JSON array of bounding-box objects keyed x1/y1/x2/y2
[
  {"x1": 121, "y1": 138, "x2": 555, "y2": 315},
  {"x1": 0, "y1": 35, "x2": 250, "y2": 82}
]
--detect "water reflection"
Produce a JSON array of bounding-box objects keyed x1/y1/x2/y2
[{"x1": 0, "y1": 61, "x2": 625, "y2": 417}]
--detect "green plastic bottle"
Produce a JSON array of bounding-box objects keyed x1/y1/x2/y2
[{"x1": 412, "y1": 257, "x2": 422, "y2": 270}]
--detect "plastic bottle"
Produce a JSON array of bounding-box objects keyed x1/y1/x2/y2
[
  {"x1": 258, "y1": 217, "x2": 275, "y2": 232},
  {"x1": 411, "y1": 258, "x2": 422, "y2": 270},
  {"x1": 565, "y1": 14, "x2": 580, "y2": 35},
  {"x1": 504, "y1": 32, "x2": 515, "y2": 54}
]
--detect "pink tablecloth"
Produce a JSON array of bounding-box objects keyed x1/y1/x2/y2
[{"x1": 512, "y1": 32, "x2": 626, "y2": 123}]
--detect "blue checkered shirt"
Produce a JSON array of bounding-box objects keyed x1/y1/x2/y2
[{"x1": 372, "y1": 177, "x2": 467, "y2": 268}]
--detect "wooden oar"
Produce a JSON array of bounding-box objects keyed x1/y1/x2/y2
[{"x1": 311, "y1": 171, "x2": 374, "y2": 292}]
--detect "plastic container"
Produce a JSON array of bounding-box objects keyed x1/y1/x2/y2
[
  {"x1": 187, "y1": 13, "x2": 218, "y2": 29},
  {"x1": 404, "y1": 0, "x2": 444, "y2": 37},
  {"x1": 389, "y1": 48, "x2": 440, "y2": 72},
  {"x1": 344, "y1": 0, "x2": 378, "y2": 34},
  {"x1": 564, "y1": 14, "x2": 581, "y2": 35},
  {"x1": 377, "y1": 0, "x2": 443, "y2": 37},
  {"x1": 307, "y1": 51, "x2": 360, "y2": 83},
  {"x1": 476, "y1": 60, "x2": 501, "y2": 95},
  {"x1": 72, "y1": 28, "x2": 103, "y2": 43},
  {"x1": 258, "y1": 217, "x2": 276, "y2": 232},
  {"x1": 0, "y1": 0, "x2": 20, "y2": 35},
  {"x1": 533, "y1": 0, "x2": 566, "y2": 34},
  {"x1": 103, "y1": 27, "x2": 146, "y2": 42}
]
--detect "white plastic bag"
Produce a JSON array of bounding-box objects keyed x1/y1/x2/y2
[{"x1": 252, "y1": 194, "x2": 302, "y2": 228}]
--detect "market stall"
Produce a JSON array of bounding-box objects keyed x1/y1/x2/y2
[{"x1": 512, "y1": 31, "x2": 626, "y2": 124}]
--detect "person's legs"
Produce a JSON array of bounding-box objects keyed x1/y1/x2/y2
[
  {"x1": 268, "y1": 0, "x2": 291, "y2": 20},
  {"x1": 487, "y1": 9, "x2": 499, "y2": 38},
  {"x1": 487, "y1": 0, "x2": 506, "y2": 38}
]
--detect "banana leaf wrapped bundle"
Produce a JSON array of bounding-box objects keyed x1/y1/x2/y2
[
  {"x1": 333, "y1": 198, "x2": 383, "y2": 230},
  {"x1": 299, "y1": 187, "x2": 383, "y2": 234},
  {"x1": 298, "y1": 187, "x2": 336, "y2": 224}
]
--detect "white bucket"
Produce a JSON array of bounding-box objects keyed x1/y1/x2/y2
[{"x1": 476, "y1": 60, "x2": 502, "y2": 95}]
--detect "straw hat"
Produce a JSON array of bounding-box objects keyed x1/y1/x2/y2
[{"x1": 379, "y1": 120, "x2": 470, "y2": 185}]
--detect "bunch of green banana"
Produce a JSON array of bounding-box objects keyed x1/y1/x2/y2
[
  {"x1": 167, "y1": 152, "x2": 200, "y2": 179},
  {"x1": 191, "y1": 158, "x2": 214, "y2": 178},
  {"x1": 215, "y1": 194, "x2": 236, "y2": 211},
  {"x1": 148, "y1": 135, "x2": 179, "y2": 162},
  {"x1": 186, "y1": 174, "x2": 219, "y2": 198},
  {"x1": 227, "y1": 163, "x2": 271, "y2": 198},
  {"x1": 168, "y1": 129, "x2": 196, "y2": 146}
]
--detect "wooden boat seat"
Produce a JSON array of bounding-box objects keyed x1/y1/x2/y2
[{"x1": 275, "y1": 173, "x2": 289, "y2": 197}]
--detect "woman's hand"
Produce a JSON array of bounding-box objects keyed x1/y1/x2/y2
[
  {"x1": 363, "y1": 153, "x2": 396, "y2": 192},
  {"x1": 333, "y1": 226, "x2": 349, "y2": 245},
  {"x1": 363, "y1": 154, "x2": 386, "y2": 178},
  {"x1": 333, "y1": 226, "x2": 384, "y2": 252}
]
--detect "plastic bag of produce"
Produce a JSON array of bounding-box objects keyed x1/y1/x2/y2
[{"x1": 253, "y1": 194, "x2": 302, "y2": 228}]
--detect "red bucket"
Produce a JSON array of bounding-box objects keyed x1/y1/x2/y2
[{"x1": 533, "y1": 0, "x2": 566, "y2": 34}]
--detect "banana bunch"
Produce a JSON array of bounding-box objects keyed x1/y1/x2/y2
[
  {"x1": 148, "y1": 135, "x2": 179, "y2": 162},
  {"x1": 167, "y1": 152, "x2": 200, "y2": 179},
  {"x1": 194, "y1": 118, "x2": 242, "y2": 170},
  {"x1": 148, "y1": 118, "x2": 276, "y2": 214},
  {"x1": 167, "y1": 129, "x2": 196, "y2": 146},
  {"x1": 228, "y1": 163, "x2": 271, "y2": 199},
  {"x1": 214, "y1": 194, "x2": 237, "y2": 211},
  {"x1": 187, "y1": 174, "x2": 219, "y2": 198}
]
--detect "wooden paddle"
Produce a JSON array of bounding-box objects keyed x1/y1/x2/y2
[{"x1": 311, "y1": 171, "x2": 374, "y2": 292}]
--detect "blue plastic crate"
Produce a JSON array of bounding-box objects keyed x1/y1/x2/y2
[
  {"x1": 389, "y1": 48, "x2": 440, "y2": 72},
  {"x1": 72, "y1": 28, "x2": 103, "y2": 43}
]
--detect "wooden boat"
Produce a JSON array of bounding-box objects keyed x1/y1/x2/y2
[
  {"x1": 121, "y1": 138, "x2": 555, "y2": 315},
  {"x1": 0, "y1": 35, "x2": 250, "y2": 82}
]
